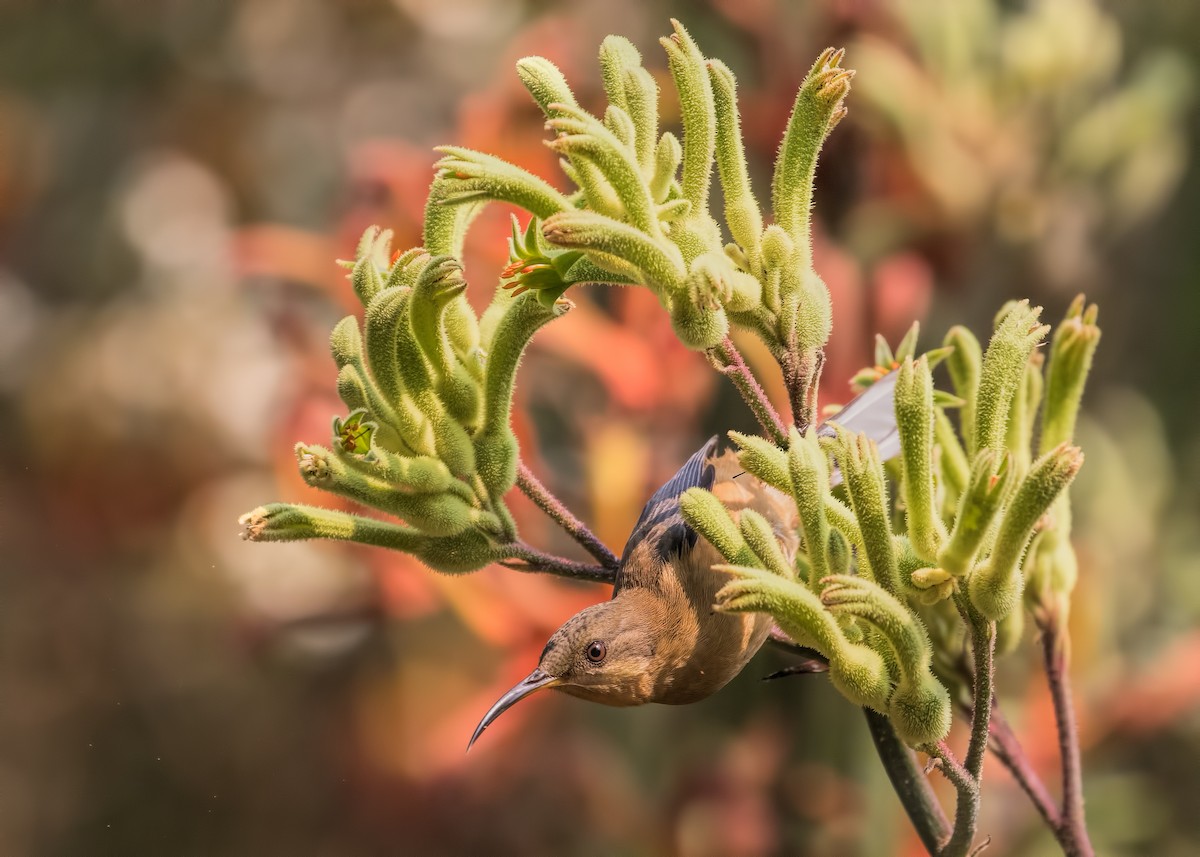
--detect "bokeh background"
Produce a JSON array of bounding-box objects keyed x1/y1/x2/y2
[{"x1": 2, "y1": 1, "x2": 1199, "y2": 855}]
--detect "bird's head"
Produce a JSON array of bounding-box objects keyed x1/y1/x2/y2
[{"x1": 468, "y1": 594, "x2": 666, "y2": 749}]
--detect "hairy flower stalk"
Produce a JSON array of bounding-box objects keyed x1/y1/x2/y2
[{"x1": 239, "y1": 22, "x2": 1100, "y2": 857}]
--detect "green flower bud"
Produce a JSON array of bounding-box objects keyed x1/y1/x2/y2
[
  {"x1": 832, "y1": 428, "x2": 900, "y2": 595},
  {"x1": 1006, "y1": 354, "x2": 1044, "y2": 476},
  {"x1": 707, "y1": 58, "x2": 763, "y2": 274},
  {"x1": 678, "y1": 488, "x2": 759, "y2": 568},
  {"x1": 975, "y1": 301, "x2": 1049, "y2": 454},
  {"x1": 473, "y1": 425, "x2": 519, "y2": 499},
  {"x1": 330, "y1": 316, "x2": 362, "y2": 370},
  {"x1": 1041, "y1": 295, "x2": 1101, "y2": 454},
  {"x1": 714, "y1": 565, "x2": 891, "y2": 710},
  {"x1": 546, "y1": 105, "x2": 659, "y2": 235},
  {"x1": 515, "y1": 56, "x2": 578, "y2": 118},
  {"x1": 669, "y1": 297, "x2": 728, "y2": 351},
  {"x1": 433, "y1": 146, "x2": 572, "y2": 219},
  {"x1": 415, "y1": 528, "x2": 499, "y2": 574},
  {"x1": 660, "y1": 19, "x2": 715, "y2": 211},
  {"x1": 729, "y1": 431, "x2": 790, "y2": 492},
  {"x1": 939, "y1": 450, "x2": 1014, "y2": 577},
  {"x1": 943, "y1": 325, "x2": 982, "y2": 454},
  {"x1": 969, "y1": 444, "x2": 1083, "y2": 620},
  {"x1": 821, "y1": 574, "x2": 951, "y2": 746},
  {"x1": 738, "y1": 508, "x2": 791, "y2": 577},
  {"x1": 240, "y1": 503, "x2": 426, "y2": 552},
  {"x1": 772, "y1": 47, "x2": 852, "y2": 259},
  {"x1": 295, "y1": 444, "x2": 487, "y2": 537},
  {"x1": 542, "y1": 210, "x2": 686, "y2": 292},
  {"x1": 787, "y1": 427, "x2": 831, "y2": 590},
  {"x1": 895, "y1": 356, "x2": 946, "y2": 562},
  {"x1": 650, "y1": 132, "x2": 682, "y2": 203}
]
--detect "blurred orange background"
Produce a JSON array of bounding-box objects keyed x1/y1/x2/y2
[{"x1": 2, "y1": 1, "x2": 1199, "y2": 855}]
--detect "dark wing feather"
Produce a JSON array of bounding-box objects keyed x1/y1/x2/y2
[{"x1": 615, "y1": 436, "x2": 720, "y2": 592}]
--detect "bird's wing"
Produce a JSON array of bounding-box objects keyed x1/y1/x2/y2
[
  {"x1": 614, "y1": 436, "x2": 720, "y2": 594},
  {"x1": 818, "y1": 370, "x2": 900, "y2": 482}
]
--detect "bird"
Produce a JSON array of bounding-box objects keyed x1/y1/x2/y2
[{"x1": 468, "y1": 372, "x2": 899, "y2": 749}]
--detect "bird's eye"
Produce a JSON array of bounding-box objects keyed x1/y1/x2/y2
[{"x1": 585, "y1": 640, "x2": 607, "y2": 663}]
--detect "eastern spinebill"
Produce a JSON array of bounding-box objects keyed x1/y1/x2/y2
[{"x1": 468, "y1": 373, "x2": 900, "y2": 748}]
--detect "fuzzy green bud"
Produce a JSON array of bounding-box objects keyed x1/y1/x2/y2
[
  {"x1": 650, "y1": 132, "x2": 682, "y2": 203},
  {"x1": 939, "y1": 450, "x2": 1015, "y2": 577},
  {"x1": 895, "y1": 356, "x2": 945, "y2": 562},
  {"x1": 975, "y1": 301, "x2": 1050, "y2": 454},
  {"x1": 786, "y1": 427, "x2": 831, "y2": 590},
  {"x1": 433, "y1": 146, "x2": 572, "y2": 219},
  {"x1": 772, "y1": 47, "x2": 852, "y2": 261},
  {"x1": 542, "y1": 210, "x2": 686, "y2": 292},
  {"x1": 707, "y1": 58, "x2": 763, "y2": 273},
  {"x1": 679, "y1": 488, "x2": 759, "y2": 568},
  {"x1": 738, "y1": 508, "x2": 792, "y2": 578},
  {"x1": 715, "y1": 565, "x2": 891, "y2": 710},
  {"x1": 943, "y1": 325, "x2": 982, "y2": 454},
  {"x1": 729, "y1": 431, "x2": 790, "y2": 492},
  {"x1": 821, "y1": 575, "x2": 951, "y2": 746},
  {"x1": 1041, "y1": 295, "x2": 1101, "y2": 454},
  {"x1": 833, "y1": 428, "x2": 901, "y2": 595},
  {"x1": 669, "y1": 296, "x2": 729, "y2": 351},
  {"x1": 660, "y1": 19, "x2": 715, "y2": 211},
  {"x1": 969, "y1": 444, "x2": 1083, "y2": 620}
]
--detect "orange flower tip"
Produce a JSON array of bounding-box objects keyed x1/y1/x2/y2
[
  {"x1": 454, "y1": 171, "x2": 470, "y2": 180},
  {"x1": 510, "y1": 286, "x2": 530, "y2": 297}
]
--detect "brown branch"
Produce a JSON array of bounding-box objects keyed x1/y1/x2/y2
[
  {"x1": 1041, "y1": 619, "x2": 1095, "y2": 857},
  {"x1": 987, "y1": 702, "x2": 1061, "y2": 831},
  {"x1": 708, "y1": 337, "x2": 789, "y2": 446},
  {"x1": 499, "y1": 542, "x2": 616, "y2": 584},
  {"x1": 516, "y1": 461, "x2": 620, "y2": 571}
]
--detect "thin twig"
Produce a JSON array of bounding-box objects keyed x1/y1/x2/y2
[
  {"x1": 928, "y1": 740, "x2": 975, "y2": 799},
  {"x1": 987, "y1": 702, "x2": 1061, "y2": 831},
  {"x1": 499, "y1": 542, "x2": 615, "y2": 584},
  {"x1": 516, "y1": 461, "x2": 620, "y2": 571},
  {"x1": 708, "y1": 337, "x2": 789, "y2": 446},
  {"x1": 938, "y1": 593, "x2": 996, "y2": 857},
  {"x1": 1041, "y1": 619, "x2": 1095, "y2": 857}
]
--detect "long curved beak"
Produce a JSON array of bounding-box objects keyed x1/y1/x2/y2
[{"x1": 467, "y1": 668, "x2": 561, "y2": 751}]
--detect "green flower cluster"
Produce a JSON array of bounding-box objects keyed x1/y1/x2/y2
[
  {"x1": 679, "y1": 299, "x2": 1100, "y2": 748},
  {"x1": 240, "y1": 227, "x2": 572, "y2": 573},
  {"x1": 427, "y1": 20, "x2": 847, "y2": 363}
]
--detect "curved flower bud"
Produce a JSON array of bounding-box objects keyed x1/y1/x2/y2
[
  {"x1": 969, "y1": 444, "x2": 1083, "y2": 620},
  {"x1": 660, "y1": 19, "x2": 715, "y2": 211},
  {"x1": 542, "y1": 210, "x2": 686, "y2": 292},
  {"x1": 707, "y1": 58, "x2": 763, "y2": 274},
  {"x1": 678, "y1": 487, "x2": 759, "y2": 569},
  {"x1": 830, "y1": 427, "x2": 901, "y2": 595},
  {"x1": 939, "y1": 449, "x2": 1015, "y2": 577},
  {"x1": 1041, "y1": 294, "x2": 1101, "y2": 453},
  {"x1": 714, "y1": 565, "x2": 890, "y2": 710},
  {"x1": 433, "y1": 146, "x2": 572, "y2": 220},
  {"x1": 943, "y1": 325, "x2": 982, "y2": 454},
  {"x1": 787, "y1": 426, "x2": 831, "y2": 590},
  {"x1": 821, "y1": 574, "x2": 952, "y2": 746},
  {"x1": 771, "y1": 47, "x2": 853, "y2": 260},
  {"x1": 738, "y1": 508, "x2": 791, "y2": 578},
  {"x1": 895, "y1": 356, "x2": 945, "y2": 562},
  {"x1": 975, "y1": 301, "x2": 1049, "y2": 453}
]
